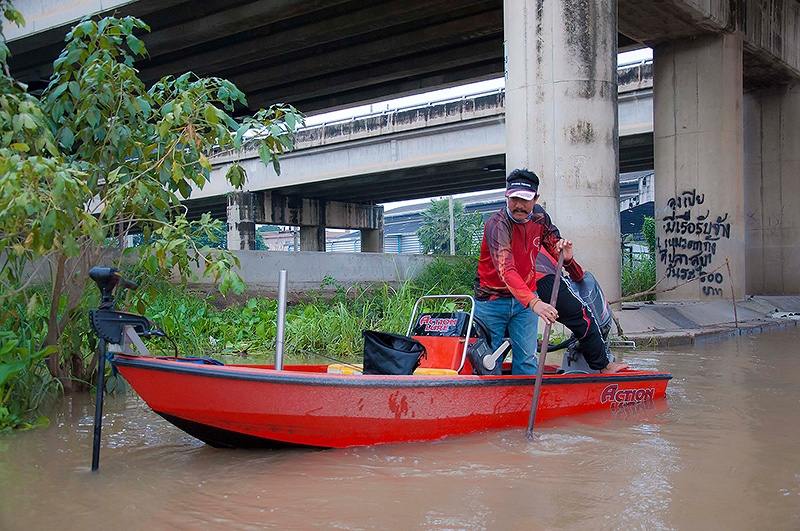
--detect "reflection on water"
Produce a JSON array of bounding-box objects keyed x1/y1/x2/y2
[{"x1": 2, "y1": 328, "x2": 800, "y2": 530}]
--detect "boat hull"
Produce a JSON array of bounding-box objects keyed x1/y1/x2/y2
[{"x1": 113, "y1": 355, "x2": 671, "y2": 448}]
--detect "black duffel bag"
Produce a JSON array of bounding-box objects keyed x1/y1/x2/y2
[{"x1": 362, "y1": 330, "x2": 426, "y2": 375}]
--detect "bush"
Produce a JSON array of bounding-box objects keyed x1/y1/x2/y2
[
  {"x1": 0, "y1": 289, "x2": 60, "y2": 431},
  {"x1": 621, "y1": 255, "x2": 656, "y2": 301}
]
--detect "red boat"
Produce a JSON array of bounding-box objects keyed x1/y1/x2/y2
[
  {"x1": 88, "y1": 269, "x2": 671, "y2": 452},
  {"x1": 112, "y1": 354, "x2": 671, "y2": 448}
]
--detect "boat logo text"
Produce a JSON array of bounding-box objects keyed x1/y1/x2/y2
[
  {"x1": 600, "y1": 384, "x2": 655, "y2": 407},
  {"x1": 418, "y1": 315, "x2": 459, "y2": 332}
]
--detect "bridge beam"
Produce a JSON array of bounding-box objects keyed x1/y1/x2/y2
[
  {"x1": 504, "y1": 0, "x2": 621, "y2": 299},
  {"x1": 653, "y1": 34, "x2": 745, "y2": 300},
  {"x1": 225, "y1": 192, "x2": 385, "y2": 252},
  {"x1": 744, "y1": 83, "x2": 800, "y2": 294}
]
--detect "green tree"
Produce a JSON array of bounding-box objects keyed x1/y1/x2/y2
[
  {"x1": 0, "y1": 7, "x2": 302, "y2": 391},
  {"x1": 191, "y1": 223, "x2": 268, "y2": 251},
  {"x1": 416, "y1": 199, "x2": 484, "y2": 256}
]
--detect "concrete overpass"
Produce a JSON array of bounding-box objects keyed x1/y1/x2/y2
[
  {"x1": 6, "y1": 0, "x2": 800, "y2": 299},
  {"x1": 199, "y1": 62, "x2": 653, "y2": 205},
  {"x1": 200, "y1": 62, "x2": 654, "y2": 250},
  {"x1": 6, "y1": 0, "x2": 643, "y2": 113}
]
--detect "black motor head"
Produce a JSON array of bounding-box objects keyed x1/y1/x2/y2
[
  {"x1": 89, "y1": 266, "x2": 119, "y2": 285},
  {"x1": 89, "y1": 266, "x2": 137, "y2": 308}
]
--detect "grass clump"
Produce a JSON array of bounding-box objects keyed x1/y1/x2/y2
[{"x1": 621, "y1": 255, "x2": 656, "y2": 301}]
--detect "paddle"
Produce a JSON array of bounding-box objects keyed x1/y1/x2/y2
[{"x1": 526, "y1": 250, "x2": 565, "y2": 440}]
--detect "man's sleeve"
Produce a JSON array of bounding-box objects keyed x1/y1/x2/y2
[
  {"x1": 485, "y1": 218, "x2": 537, "y2": 307},
  {"x1": 538, "y1": 209, "x2": 585, "y2": 282}
]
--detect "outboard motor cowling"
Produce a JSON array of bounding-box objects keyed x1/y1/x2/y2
[{"x1": 560, "y1": 271, "x2": 615, "y2": 373}]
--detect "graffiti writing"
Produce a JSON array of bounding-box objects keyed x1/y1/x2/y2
[
  {"x1": 667, "y1": 189, "x2": 705, "y2": 209},
  {"x1": 702, "y1": 286, "x2": 723, "y2": 296},
  {"x1": 657, "y1": 189, "x2": 731, "y2": 295}
]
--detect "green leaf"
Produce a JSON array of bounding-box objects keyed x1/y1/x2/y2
[
  {"x1": 20, "y1": 114, "x2": 36, "y2": 130},
  {"x1": 41, "y1": 210, "x2": 56, "y2": 235},
  {"x1": 136, "y1": 96, "x2": 151, "y2": 117},
  {"x1": 63, "y1": 233, "x2": 79, "y2": 257},
  {"x1": 60, "y1": 128, "x2": 75, "y2": 149},
  {"x1": 47, "y1": 83, "x2": 69, "y2": 102},
  {"x1": 68, "y1": 81, "x2": 80, "y2": 99},
  {"x1": 0, "y1": 360, "x2": 26, "y2": 388},
  {"x1": 203, "y1": 104, "x2": 219, "y2": 125},
  {"x1": 198, "y1": 154, "x2": 211, "y2": 171},
  {"x1": 177, "y1": 178, "x2": 191, "y2": 198},
  {"x1": 284, "y1": 112, "x2": 297, "y2": 130},
  {"x1": 65, "y1": 47, "x2": 82, "y2": 65},
  {"x1": 226, "y1": 164, "x2": 245, "y2": 188},
  {"x1": 233, "y1": 123, "x2": 249, "y2": 149},
  {"x1": 125, "y1": 34, "x2": 146, "y2": 56},
  {"x1": 171, "y1": 161, "x2": 184, "y2": 183},
  {"x1": 258, "y1": 142, "x2": 272, "y2": 166},
  {"x1": 86, "y1": 108, "x2": 101, "y2": 127}
]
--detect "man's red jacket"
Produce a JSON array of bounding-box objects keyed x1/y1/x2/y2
[{"x1": 474, "y1": 205, "x2": 584, "y2": 307}]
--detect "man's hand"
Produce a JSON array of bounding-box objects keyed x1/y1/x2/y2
[
  {"x1": 530, "y1": 299, "x2": 559, "y2": 325},
  {"x1": 555, "y1": 239, "x2": 574, "y2": 261}
]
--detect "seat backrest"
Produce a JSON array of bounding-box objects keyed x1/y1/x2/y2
[{"x1": 412, "y1": 335, "x2": 477, "y2": 373}]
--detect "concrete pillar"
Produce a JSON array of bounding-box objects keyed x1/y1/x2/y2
[
  {"x1": 653, "y1": 34, "x2": 744, "y2": 300},
  {"x1": 300, "y1": 226, "x2": 326, "y2": 251},
  {"x1": 744, "y1": 83, "x2": 800, "y2": 294},
  {"x1": 504, "y1": 0, "x2": 621, "y2": 298},
  {"x1": 360, "y1": 228, "x2": 384, "y2": 253},
  {"x1": 226, "y1": 191, "x2": 257, "y2": 250}
]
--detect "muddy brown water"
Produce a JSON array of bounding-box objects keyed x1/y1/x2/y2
[{"x1": 2, "y1": 328, "x2": 800, "y2": 530}]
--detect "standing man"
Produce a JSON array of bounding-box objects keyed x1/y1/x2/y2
[{"x1": 474, "y1": 168, "x2": 628, "y2": 374}]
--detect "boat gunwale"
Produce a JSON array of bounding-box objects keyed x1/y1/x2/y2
[{"x1": 113, "y1": 355, "x2": 673, "y2": 388}]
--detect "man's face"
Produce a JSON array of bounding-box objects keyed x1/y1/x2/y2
[{"x1": 507, "y1": 196, "x2": 536, "y2": 222}]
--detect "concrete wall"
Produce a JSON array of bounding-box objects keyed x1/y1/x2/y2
[
  {"x1": 188, "y1": 251, "x2": 440, "y2": 295},
  {"x1": 744, "y1": 83, "x2": 800, "y2": 294},
  {"x1": 654, "y1": 34, "x2": 745, "y2": 300}
]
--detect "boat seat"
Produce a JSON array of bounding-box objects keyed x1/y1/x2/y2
[
  {"x1": 413, "y1": 335, "x2": 464, "y2": 371},
  {"x1": 412, "y1": 335, "x2": 484, "y2": 374}
]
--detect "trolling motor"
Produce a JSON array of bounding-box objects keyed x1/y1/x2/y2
[{"x1": 88, "y1": 266, "x2": 161, "y2": 472}]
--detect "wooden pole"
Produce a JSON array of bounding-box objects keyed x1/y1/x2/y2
[{"x1": 526, "y1": 252, "x2": 565, "y2": 439}]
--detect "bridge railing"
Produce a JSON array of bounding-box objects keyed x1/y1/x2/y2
[{"x1": 227, "y1": 60, "x2": 654, "y2": 154}]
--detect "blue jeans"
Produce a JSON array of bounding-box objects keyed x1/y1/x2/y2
[{"x1": 474, "y1": 297, "x2": 539, "y2": 375}]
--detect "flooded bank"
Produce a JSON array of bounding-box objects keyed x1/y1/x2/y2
[{"x1": 2, "y1": 328, "x2": 799, "y2": 530}]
